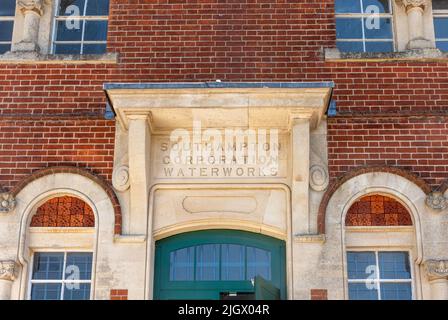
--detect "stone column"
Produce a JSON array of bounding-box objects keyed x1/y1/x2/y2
[
  {"x1": 127, "y1": 113, "x2": 152, "y2": 235},
  {"x1": 424, "y1": 260, "x2": 448, "y2": 300},
  {"x1": 0, "y1": 261, "x2": 19, "y2": 300},
  {"x1": 396, "y1": 0, "x2": 431, "y2": 49},
  {"x1": 15, "y1": 0, "x2": 45, "y2": 52},
  {"x1": 290, "y1": 117, "x2": 311, "y2": 235}
]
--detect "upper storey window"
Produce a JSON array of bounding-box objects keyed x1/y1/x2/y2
[
  {"x1": 0, "y1": 0, "x2": 16, "y2": 54},
  {"x1": 52, "y1": 0, "x2": 110, "y2": 54},
  {"x1": 335, "y1": 0, "x2": 394, "y2": 52},
  {"x1": 433, "y1": 0, "x2": 448, "y2": 51}
]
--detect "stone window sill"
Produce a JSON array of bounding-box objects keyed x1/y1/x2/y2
[
  {"x1": 0, "y1": 51, "x2": 119, "y2": 64},
  {"x1": 325, "y1": 48, "x2": 448, "y2": 62}
]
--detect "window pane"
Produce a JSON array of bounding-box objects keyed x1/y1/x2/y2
[
  {"x1": 365, "y1": 41, "x2": 394, "y2": 52},
  {"x1": 247, "y1": 247, "x2": 271, "y2": 281},
  {"x1": 335, "y1": 0, "x2": 362, "y2": 13},
  {"x1": 379, "y1": 252, "x2": 411, "y2": 279},
  {"x1": 221, "y1": 244, "x2": 245, "y2": 281},
  {"x1": 84, "y1": 20, "x2": 108, "y2": 41},
  {"x1": 58, "y1": 0, "x2": 86, "y2": 16},
  {"x1": 55, "y1": 20, "x2": 83, "y2": 41},
  {"x1": 0, "y1": 21, "x2": 14, "y2": 42},
  {"x1": 32, "y1": 253, "x2": 64, "y2": 280},
  {"x1": 31, "y1": 283, "x2": 62, "y2": 300},
  {"x1": 436, "y1": 41, "x2": 448, "y2": 51},
  {"x1": 434, "y1": 18, "x2": 448, "y2": 39},
  {"x1": 83, "y1": 43, "x2": 107, "y2": 54},
  {"x1": 169, "y1": 247, "x2": 194, "y2": 281},
  {"x1": 66, "y1": 253, "x2": 92, "y2": 280},
  {"x1": 54, "y1": 43, "x2": 82, "y2": 54},
  {"x1": 380, "y1": 283, "x2": 412, "y2": 300},
  {"x1": 196, "y1": 244, "x2": 219, "y2": 281},
  {"x1": 433, "y1": 0, "x2": 448, "y2": 10},
  {"x1": 336, "y1": 18, "x2": 363, "y2": 39},
  {"x1": 63, "y1": 283, "x2": 91, "y2": 300},
  {"x1": 347, "y1": 252, "x2": 376, "y2": 279},
  {"x1": 86, "y1": 0, "x2": 110, "y2": 16},
  {"x1": 0, "y1": 0, "x2": 16, "y2": 16},
  {"x1": 348, "y1": 283, "x2": 379, "y2": 300},
  {"x1": 363, "y1": 0, "x2": 391, "y2": 13},
  {"x1": 0, "y1": 44, "x2": 11, "y2": 54},
  {"x1": 364, "y1": 18, "x2": 393, "y2": 39},
  {"x1": 337, "y1": 41, "x2": 364, "y2": 52}
]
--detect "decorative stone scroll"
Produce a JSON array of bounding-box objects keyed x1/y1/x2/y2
[
  {"x1": 0, "y1": 261, "x2": 19, "y2": 281},
  {"x1": 309, "y1": 164, "x2": 329, "y2": 192},
  {"x1": 0, "y1": 193, "x2": 16, "y2": 213},
  {"x1": 112, "y1": 165, "x2": 130, "y2": 192}
]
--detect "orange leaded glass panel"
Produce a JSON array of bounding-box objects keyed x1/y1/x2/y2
[
  {"x1": 345, "y1": 195, "x2": 412, "y2": 227},
  {"x1": 30, "y1": 196, "x2": 95, "y2": 227}
]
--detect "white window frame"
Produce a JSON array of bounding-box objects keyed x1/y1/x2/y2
[
  {"x1": 335, "y1": 0, "x2": 395, "y2": 52},
  {"x1": 51, "y1": 0, "x2": 109, "y2": 54},
  {"x1": 346, "y1": 249, "x2": 414, "y2": 300},
  {"x1": 433, "y1": 4, "x2": 448, "y2": 50},
  {"x1": 28, "y1": 250, "x2": 93, "y2": 300},
  {"x1": 0, "y1": 3, "x2": 16, "y2": 54}
]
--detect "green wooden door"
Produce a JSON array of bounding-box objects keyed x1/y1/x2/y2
[{"x1": 154, "y1": 230, "x2": 286, "y2": 300}]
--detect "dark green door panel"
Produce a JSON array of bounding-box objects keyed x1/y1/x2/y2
[
  {"x1": 154, "y1": 230, "x2": 286, "y2": 300},
  {"x1": 255, "y1": 276, "x2": 280, "y2": 300}
]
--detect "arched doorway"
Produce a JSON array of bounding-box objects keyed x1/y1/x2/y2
[{"x1": 154, "y1": 230, "x2": 286, "y2": 300}]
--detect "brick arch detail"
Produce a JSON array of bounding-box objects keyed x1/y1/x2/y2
[
  {"x1": 11, "y1": 166, "x2": 122, "y2": 235},
  {"x1": 317, "y1": 166, "x2": 431, "y2": 234},
  {"x1": 31, "y1": 195, "x2": 96, "y2": 228},
  {"x1": 345, "y1": 194, "x2": 413, "y2": 227}
]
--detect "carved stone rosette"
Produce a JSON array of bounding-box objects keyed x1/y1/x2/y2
[
  {"x1": 0, "y1": 193, "x2": 16, "y2": 213},
  {"x1": 426, "y1": 192, "x2": 447, "y2": 211},
  {"x1": 424, "y1": 260, "x2": 448, "y2": 281},
  {"x1": 112, "y1": 165, "x2": 130, "y2": 192},
  {"x1": 0, "y1": 261, "x2": 19, "y2": 281}
]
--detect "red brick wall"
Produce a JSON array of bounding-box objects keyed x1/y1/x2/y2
[
  {"x1": 110, "y1": 289, "x2": 128, "y2": 300},
  {"x1": 0, "y1": 0, "x2": 447, "y2": 191},
  {"x1": 328, "y1": 116, "x2": 448, "y2": 187},
  {"x1": 310, "y1": 289, "x2": 328, "y2": 300}
]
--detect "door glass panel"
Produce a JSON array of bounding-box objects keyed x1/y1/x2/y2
[
  {"x1": 196, "y1": 244, "x2": 220, "y2": 281},
  {"x1": 247, "y1": 247, "x2": 271, "y2": 280},
  {"x1": 169, "y1": 247, "x2": 194, "y2": 281},
  {"x1": 221, "y1": 244, "x2": 245, "y2": 281}
]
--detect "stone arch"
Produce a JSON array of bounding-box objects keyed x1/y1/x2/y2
[
  {"x1": 317, "y1": 166, "x2": 430, "y2": 234},
  {"x1": 11, "y1": 166, "x2": 122, "y2": 234}
]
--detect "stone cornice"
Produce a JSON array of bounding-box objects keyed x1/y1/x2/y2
[
  {"x1": 424, "y1": 260, "x2": 448, "y2": 281},
  {"x1": 0, "y1": 261, "x2": 19, "y2": 281}
]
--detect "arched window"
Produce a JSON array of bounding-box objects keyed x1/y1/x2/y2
[
  {"x1": 344, "y1": 194, "x2": 414, "y2": 300},
  {"x1": 30, "y1": 196, "x2": 95, "y2": 228},
  {"x1": 28, "y1": 196, "x2": 95, "y2": 300}
]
